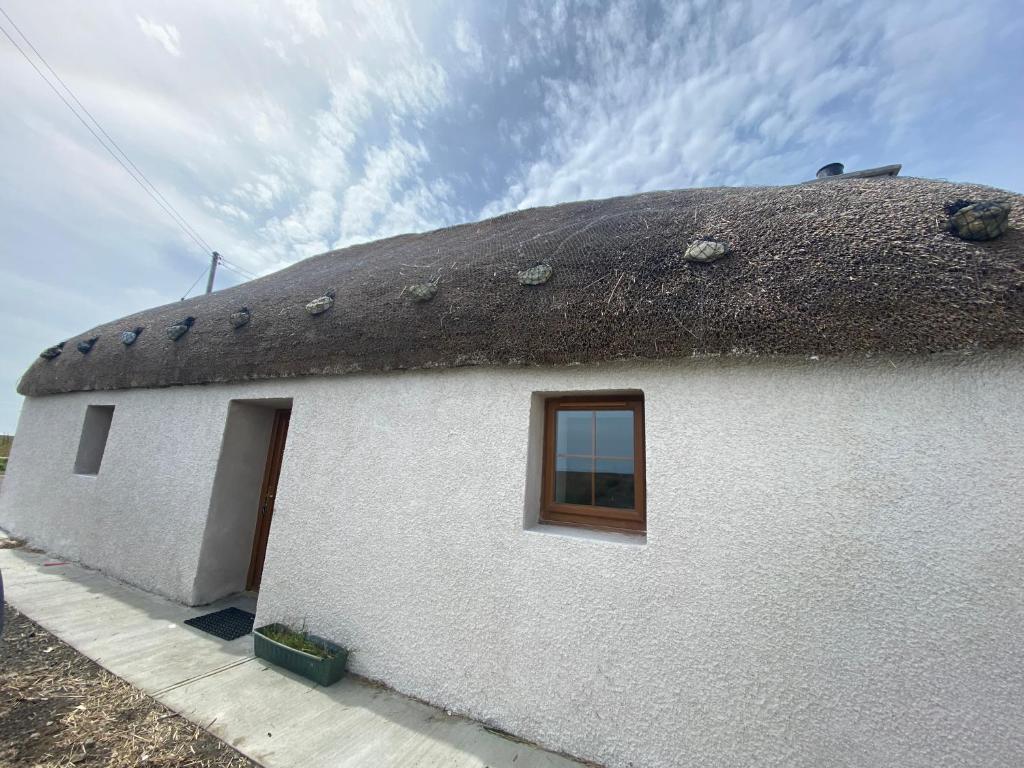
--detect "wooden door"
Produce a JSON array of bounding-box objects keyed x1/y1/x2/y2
[{"x1": 246, "y1": 409, "x2": 290, "y2": 591}]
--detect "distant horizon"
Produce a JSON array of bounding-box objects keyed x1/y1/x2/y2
[{"x1": 2, "y1": 0, "x2": 1023, "y2": 431}]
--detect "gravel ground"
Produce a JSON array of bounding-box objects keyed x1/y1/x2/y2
[{"x1": 0, "y1": 604, "x2": 256, "y2": 767}]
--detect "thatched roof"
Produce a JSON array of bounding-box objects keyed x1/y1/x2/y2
[{"x1": 18, "y1": 177, "x2": 1024, "y2": 397}]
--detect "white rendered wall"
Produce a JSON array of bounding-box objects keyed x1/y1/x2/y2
[
  {"x1": 0, "y1": 389, "x2": 232, "y2": 602},
  {"x1": 2, "y1": 355, "x2": 1023, "y2": 767}
]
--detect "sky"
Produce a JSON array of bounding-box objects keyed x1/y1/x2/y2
[{"x1": 1, "y1": 0, "x2": 1022, "y2": 433}]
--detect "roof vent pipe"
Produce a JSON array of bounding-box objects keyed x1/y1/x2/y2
[{"x1": 816, "y1": 162, "x2": 845, "y2": 178}]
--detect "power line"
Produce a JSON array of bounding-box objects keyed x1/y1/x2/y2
[
  {"x1": 219, "y1": 257, "x2": 258, "y2": 280},
  {"x1": 222, "y1": 266, "x2": 256, "y2": 282},
  {"x1": 0, "y1": 6, "x2": 215, "y2": 255},
  {"x1": 220, "y1": 262, "x2": 255, "y2": 281},
  {"x1": 0, "y1": 16, "x2": 212, "y2": 256},
  {"x1": 219, "y1": 255, "x2": 255, "y2": 273},
  {"x1": 181, "y1": 262, "x2": 211, "y2": 301},
  {"x1": 0, "y1": 6, "x2": 261, "y2": 293}
]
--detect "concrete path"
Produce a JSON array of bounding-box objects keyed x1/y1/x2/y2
[{"x1": 0, "y1": 545, "x2": 586, "y2": 768}]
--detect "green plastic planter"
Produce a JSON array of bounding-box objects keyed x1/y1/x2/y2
[{"x1": 253, "y1": 624, "x2": 349, "y2": 686}]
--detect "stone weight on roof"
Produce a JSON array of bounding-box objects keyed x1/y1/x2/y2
[
  {"x1": 948, "y1": 200, "x2": 1011, "y2": 241},
  {"x1": 76, "y1": 337, "x2": 98, "y2": 354},
  {"x1": 517, "y1": 264, "x2": 553, "y2": 285},
  {"x1": 229, "y1": 308, "x2": 251, "y2": 329},
  {"x1": 166, "y1": 317, "x2": 195, "y2": 341},
  {"x1": 121, "y1": 327, "x2": 144, "y2": 346},
  {"x1": 683, "y1": 240, "x2": 730, "y2": 263},
  {"x1": 406, "y1": 283, "x2": 438, "y2": 302}
]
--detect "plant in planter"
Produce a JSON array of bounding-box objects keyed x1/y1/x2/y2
[{"x1": 253, "y1": 623, "x2": 349, "y2": 686}]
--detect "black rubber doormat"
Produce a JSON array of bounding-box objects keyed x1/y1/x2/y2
[{"x1": 184, "y1": 607, "x2": 255, "y2": 641}]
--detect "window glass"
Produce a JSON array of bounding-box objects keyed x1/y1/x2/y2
[
  {"x1": 556, "y1": 410, "x2": 592, "y2": 455},
  {"x1": 555, "y1": 455, "x2": 593, "y2": 505},
  {"x1": 595, "y1": 458, "x2": 634, "y2": 508},
  {"x1": 595, "y1": 411, "x2": 633, "y2": 457},
  {"x1": 553, "y1": 408, "x2": 636, "y2": 509}
]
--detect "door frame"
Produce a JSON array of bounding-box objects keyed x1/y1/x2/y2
[{"x1": 246, "y1": 408, "x2": 291, "y2": 591}]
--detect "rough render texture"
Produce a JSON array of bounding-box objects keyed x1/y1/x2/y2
[{"x1": 2, "y1": 354, "x2": 1023, "y2": 768}]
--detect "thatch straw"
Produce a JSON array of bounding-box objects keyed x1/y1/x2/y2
[{"x1": 18, "y1": 177, "x2": 1023, "y2": 397}]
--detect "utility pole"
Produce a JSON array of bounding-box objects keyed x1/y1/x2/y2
[{"x1": 205, "y1": 251, "x2": 219, "y2": 294}]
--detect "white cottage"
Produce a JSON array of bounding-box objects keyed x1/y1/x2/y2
[{"x1": 2, "y1": 176, "x2": 1022, "y2": 768}]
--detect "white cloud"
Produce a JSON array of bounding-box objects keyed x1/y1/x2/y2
[
  {"x1": 237, "y1": 2, "x2": 452, "y2": 262},
  {"x1": 481, "y1": 0, "x2": 1014, "y2": 217},
  {"x1": 232, "y1": 172, "x2": 292, "y2": 210},
  {"x1": 136, "y1": 16, "x2": 181, "y2": 57},
  {"x1": 454, "y1": 16, "x2": 484, "y2": 69},
  {"x1": 334, "y1": 137, "x2": 461, "y2": 247},
  {"x1": 263, "y1": 37, "x2": 291, "y2": 63},
  {"x1": 203, "y1": 197, "x2": 251, "y2": 222},
  {"x1": 284, "y1": 0, "x2": 328, "y2": 39}
]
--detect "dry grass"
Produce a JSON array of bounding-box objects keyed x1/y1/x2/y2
[
  {"x1": 0, "y1": 434, "x2": 11, "y2": 473},
  {"x1": 0, "y1": 605, "x2": 255, "y2": 767},
  {"x1": 258, "y1": 624, "x2": 335, "y2": 658}
]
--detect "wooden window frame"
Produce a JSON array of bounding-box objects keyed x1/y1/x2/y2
[{"x1": 540, "y1": 395, "x2": 646, "y2": 534}]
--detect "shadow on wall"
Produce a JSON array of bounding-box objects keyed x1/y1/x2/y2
[{"x1": 191, "y1": 399, "x2": 291, "y2": 606}]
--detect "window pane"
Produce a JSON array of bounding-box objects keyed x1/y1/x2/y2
[
  {"x1": 595, "y1": 458, "x2": 634, "y2": 509},
  {"x1": 596, "y1": 410, "x2": 633, "y2": 457},
  {"x1": 556, "y1": 410, "x2": 593, "y2": 455},
  {"x1": 555, "y1": 455, "x2": 593, "y2": 505}
]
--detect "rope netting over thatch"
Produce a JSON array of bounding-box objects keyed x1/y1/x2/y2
[{"x1": 18, "y1": 177, "x2": 1024, "y2": 396}]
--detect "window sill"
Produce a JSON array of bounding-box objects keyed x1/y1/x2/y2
[{"x1": 525, "y1": 522, "x2": 647, "y2": 547}]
